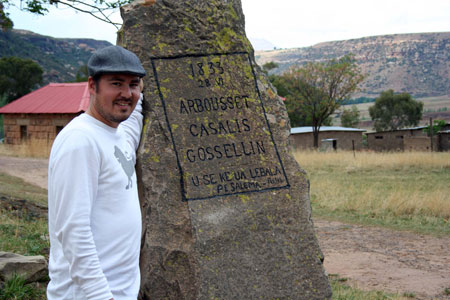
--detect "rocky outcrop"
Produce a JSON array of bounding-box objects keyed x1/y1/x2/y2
[
  {"x1": 256, "y1": 32, "x2": 450, "y2": 98},
  {"x1": 0, "y1": 252, "x2": 48, "y2": 283},
  {"x1": 120, "y1": 0, "x2": 331, "y2": 299},
  {"x1": 0, "y1": 195, "x2": 47, "y2": 219},
  {"x1": 0, "y1": 29, "x2": 112, "y2": 84}
]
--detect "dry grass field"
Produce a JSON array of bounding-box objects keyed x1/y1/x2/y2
[
  {"x1": 294, "y1": 150, "x2": 450, "y2": 235},
  {"x1": 0, "y1": 139, "x2": 51, "y2": 158},
  {"x1": 1, "y1": 145, "x2": 449, "y2": 298}
]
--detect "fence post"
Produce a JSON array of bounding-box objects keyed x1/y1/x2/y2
[
  {"x1": 430, "y1": 117, "x2": 433, "y2": 152},
  {"x1": 352, "y1": 139, "x2": 355, "y2": 158}
]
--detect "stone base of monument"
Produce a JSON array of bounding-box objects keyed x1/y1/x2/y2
[{"x1": 121, "y1": 0, "x2": 332, "y2": 299}]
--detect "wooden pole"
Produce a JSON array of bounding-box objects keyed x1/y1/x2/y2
[
  {"x1": 352, "y1": 139, "x2": 355, "y2": 158},
  {"x1": 430, "y1": 117, "x2": 433, "y2": 152}
]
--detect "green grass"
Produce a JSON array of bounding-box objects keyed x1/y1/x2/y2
[
  {"x1": 1, "y1": 153, "x2": 448, "y2": 298},
  {"x1": 0, "y1": 209, "x2": 49, "y2": 256},
  {"x1": 309, "y1": 166, "x2": 450, "y2": 236},
  {"x1": 0, "y1": 173, "x2": 48, "y2": 298},
  {"x1": 313, "y1": 205, "x2": 449, "y2": 236},
  {"x1": 0, "y1": 274, "x2": 46, "y2": 300},
  {"x1": 0, "y1": 172, "x2": 49, "y2": 256},
  {"x1": 0, "y1": 172, "x2": 48, "y2": 206},
  {"x1": 294, "y1": 151, "x2": 450, "y2": 236},
  {"x1": 330, "y1": 275, "x2": 408, "y2": 300}
]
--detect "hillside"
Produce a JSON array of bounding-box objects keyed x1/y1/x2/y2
[
  {"x1": 255, "y1": 32, "x2": 450, "y2": 98},
  {"x1": 1, "y1": 30, "x2": 448, "y2": 100},
  {"x1": 330, "y1": 95, "x2": 450, "y2": 131},
  {"x1": 0, "y1": 29, "x2": 112, "y2": 84}
]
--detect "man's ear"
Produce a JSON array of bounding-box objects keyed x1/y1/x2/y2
[{"x1": 88, "y1": 77, "x2": 96, "y2": 95}]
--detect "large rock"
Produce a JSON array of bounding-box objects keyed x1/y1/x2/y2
[
  {"x1": 120, "y1": 0, "x2": 331, "y2": 299},
  {"x1": 0, "y1": 196, "x2": 48, "y2": 219},
  {"x1": 0, "y1": 252, "x2": 47, "y2": 283}
]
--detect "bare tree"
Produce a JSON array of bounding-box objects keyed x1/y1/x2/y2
[{"x1": 1, "y1": 0, "x2": 131, "y2": 30}]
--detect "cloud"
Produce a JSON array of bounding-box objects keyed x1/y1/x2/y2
[
  {"x1": 9, "y1": 1, "x2": 120, "y2": 44},
  {"x1": 241, "y1": 0, "x2": 450, "y2": 48},
  {"x1": 7, "y1": 0, "x2": 450, "y2": 49}
]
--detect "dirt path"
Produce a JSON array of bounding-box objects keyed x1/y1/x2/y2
[
  {"x1": 1, "y1": 155, "x2": 449, "y2": 299},
  {"x1": 0, "y1": 155, "x2": 48, "y2": 189},
  {"x1": 315, "y1": 219, "x2": 450, "y2": 299}
]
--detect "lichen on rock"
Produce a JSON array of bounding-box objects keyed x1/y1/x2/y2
[{"x1": 120, "y1": 1, "x2": 331, "y2": 299}]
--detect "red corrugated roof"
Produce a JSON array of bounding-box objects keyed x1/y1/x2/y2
[{"x1": 0, "y1": 82, "x2": 90, "y2": 114}]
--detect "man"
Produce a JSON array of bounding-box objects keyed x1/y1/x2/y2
[{"x1": 47, "y1": 45, "x2": 146, "y2": 300}]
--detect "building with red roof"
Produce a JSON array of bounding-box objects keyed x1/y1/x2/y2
[{"x1": 0, "y1": 82, "x2": 89, "y2": 144}]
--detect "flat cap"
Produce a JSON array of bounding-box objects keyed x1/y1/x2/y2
[{"x1": 88, "y1": 45, "x2": 146, "y2": 77}]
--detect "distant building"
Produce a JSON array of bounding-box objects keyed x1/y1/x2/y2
[
  {"x1": 290, "y1": 126, "x2": 366, "y2": 151},
  {"x1": 438, "y1": 130, "x2": 450, "y2": 152},
  {"x1": 367, "y1": 124, "x2": 450, "y2": 151},
  {"x1": 366, "y1": 127, "x2": 429, "y2": 151},
  {"x1": 366, "y1": 123, "x2": 450, "y2": 152},
  {"x1": 0, "y1": 83, "x2": 89, "y2": 145}
]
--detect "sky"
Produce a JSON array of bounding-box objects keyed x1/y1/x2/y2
[{"x1": 7, "y1": 0, "x2": 450, "y2": 50}]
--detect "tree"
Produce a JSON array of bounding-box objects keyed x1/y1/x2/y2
[
  {"x1": 0, "y1": 56, "x2": 43, "y2": 103},
  {"x1": 281, "y1": 54, "x2": 365, "y2": 148},
  {"x1": 262, "y1": 61, "x2": 278, "y2": 74},
  {"x1": 423, "y1": 119, "x2": 446, "y2": 136},
  {"x1": 263, "y1": 62, "x2": 307, "y2": 126},
  {"x1": 369, "y1": 90, "x2": 423, "y2": 132},
  {"x1": 0, "y1": 0, "x2": 131, "y2": 31},
  {"x1": 266, "y1": 74, "x2": 306, "y2": 127},
  {"x1": 265, "y1": 65, "x2": 333, "y2": 127},
  {"x1": 0, "y1": 93, "x2": 7, "y2": 139},
  {"x1": 75, "y1": 64, "x2": 89, "y2": 82},
  {"x1": 340, "y1": 105, "x2": 360, "y2": 128},
  {"x1": 0, "y1": 1, "x2": 13, "y2": 30}
]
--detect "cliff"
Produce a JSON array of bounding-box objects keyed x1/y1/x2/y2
[{"x1": 255, "y1": 32, "x2": 450, "y2": 98}]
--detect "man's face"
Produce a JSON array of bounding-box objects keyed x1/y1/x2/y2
[{"x1": 87, "y1": 74, "x2": 141, "y2": 128}]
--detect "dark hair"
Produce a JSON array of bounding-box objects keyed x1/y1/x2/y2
[{"x1": 91, "y1": 73, "x2": 102, "y2": 90}]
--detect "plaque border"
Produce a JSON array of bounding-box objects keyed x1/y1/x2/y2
[{"x1": 151, "y1": 52, "x2": 290, "y2": 201}]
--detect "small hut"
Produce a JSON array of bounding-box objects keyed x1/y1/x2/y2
[
  {"x1": 290, "y1": 126, "x2": 366, "y2": 150},
  {"x1": 0, "y1": 83, "x2": 89, "y2": 145}
]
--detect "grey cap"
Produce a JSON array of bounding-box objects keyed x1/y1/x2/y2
[{"x1": 88, "y1": 45, "x2": 146, "y2": 77}]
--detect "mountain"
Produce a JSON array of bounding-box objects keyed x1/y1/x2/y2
[
  {"x1": 0, "y1": 29, "x2": 112, "y2": 84},
  {"x1": 1, "y1": 30, "x2": 449, "y2": 98},
  {"x1": 255, "y1": 32, "x2": 450, "y2": 98},
  {"x1": 249, "y1": 37, "x2": 276, "y2": 51}
]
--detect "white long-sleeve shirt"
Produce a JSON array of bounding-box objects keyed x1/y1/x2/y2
[{"x1": 47, "y1": 98, "x2": 143, "y2": 300}]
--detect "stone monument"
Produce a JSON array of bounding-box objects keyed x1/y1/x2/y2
[{"x1": 120, "y1": 0, "x2": 332, "y2": 298}]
